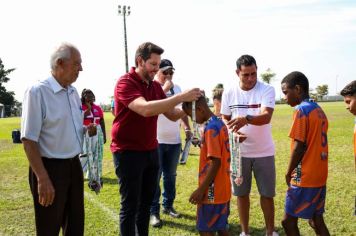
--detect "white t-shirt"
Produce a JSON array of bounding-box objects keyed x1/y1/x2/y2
[
  {"x1": 157, "y1": 84, "x2": 182, "y2": 144},
  {"x1": 221, "y1": 80, "x2": 275, "y2": 158}
]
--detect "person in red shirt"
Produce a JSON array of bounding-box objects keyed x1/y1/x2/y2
[
  {"x1": 183, "y1": 96, "x2": 236, "y2": 236},
  {"x1": 80, "y1": 89, "x2": 106, "y2": 191},
  {"x1": 340, "y1": 80, "x2": 356, "y2": 216},
  {"x1": 111, "y1": 42, "x2": 201, "y2": 236},
  {"x1": 81, "y1": 89, "x2": 106, "y2": 142},
  {"x1": 281, "y1": 71, "x2": 330, "y2": 236}
]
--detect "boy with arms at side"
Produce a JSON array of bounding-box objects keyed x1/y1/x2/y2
[
  {"x1": 183, "y1": 96, "x2": 234, "y2": 236},
  {"x1": 281, "y1": 71, "x2": 330, "y2": 236},
  {"x1": 340, "y1": 80, "x2": 356, "y2": 172}
]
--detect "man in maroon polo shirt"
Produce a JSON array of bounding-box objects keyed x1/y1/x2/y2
[{"x1": 111, "y1": 42, "x2": 201, "y2": 236}]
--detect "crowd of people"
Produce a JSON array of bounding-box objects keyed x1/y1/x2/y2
[{"x1": 20, "y1": 41, "x2": 355, "y2": 236}]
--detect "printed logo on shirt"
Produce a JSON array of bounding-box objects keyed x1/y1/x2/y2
[{"x1": 229, "y1": 104, "x2": 261, "y2": 109}]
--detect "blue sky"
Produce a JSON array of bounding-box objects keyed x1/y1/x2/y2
[{"x1": 1, "y1": 0, "x2": 355, "y2": 103}]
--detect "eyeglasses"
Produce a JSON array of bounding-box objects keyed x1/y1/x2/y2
[{"x1": 163, "y1": 70, "x2": 174, "y2": 76}]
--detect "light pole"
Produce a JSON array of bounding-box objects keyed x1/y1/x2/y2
[{"x1": 118, "y1": 5, "x2": 130, "y2": 73}]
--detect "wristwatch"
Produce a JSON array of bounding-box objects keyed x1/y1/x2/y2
[{"x1": 245, "y1": 115, "x2": 253, "y2": 123}]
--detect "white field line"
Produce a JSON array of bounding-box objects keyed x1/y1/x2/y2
[{"x1": 84, "y1": 191, "x2": 119, "y2": 222}]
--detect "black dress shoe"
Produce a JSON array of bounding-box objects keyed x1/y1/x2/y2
[{"x1": 162, "y1": 207, "x2": 180, "y2": 218}]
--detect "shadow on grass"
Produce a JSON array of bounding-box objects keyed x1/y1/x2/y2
[
  {"x1": 154, "y1": 220, "x2": 285, "y2": 235},
  {"x1": 179, "y1": 213, "x2": 196, "y2": 221},
  {"x1": 159, "y1": 218, "x2": 197, "y2": 234},
  {"x1": 229, "y1": 223, "x2": 285, "y2": 236},
  {"x1": 101, "y1": 177, "x2": 118, "y2": 185},
  {"x1": 84, "y1": 177, "x2": 118, "y2": 185}
]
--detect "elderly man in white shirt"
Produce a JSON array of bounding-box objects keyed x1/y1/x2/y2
[{"x1": 21, "y1": 42, "x2": 95, "y2": 236}]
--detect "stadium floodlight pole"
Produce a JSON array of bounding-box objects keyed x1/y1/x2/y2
[{"x1": 118, "y1": 5, "x2": 131, "y2": 73}]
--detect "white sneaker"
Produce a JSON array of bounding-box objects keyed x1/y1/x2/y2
[
  {"x1": 239, "y1": 233, "x2": 251, "y2": 236},
  {"x1": 266, "y1": 231, "x2": 279, "y2": 236}
]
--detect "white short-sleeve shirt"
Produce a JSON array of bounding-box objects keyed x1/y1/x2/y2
[
  {"x1": 21, "y1": 76, "x2": 83, "y2": 159},
  {"x1": 157, "y1": 84, "x2": 182, "y2": 144},
  {"x1": 221, "y1": 80, "x2": 275, "y2": 158}
]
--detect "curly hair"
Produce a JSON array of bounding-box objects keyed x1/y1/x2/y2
[{"x1": 81, "y1": 89, "x2": 95, "y2": 104}]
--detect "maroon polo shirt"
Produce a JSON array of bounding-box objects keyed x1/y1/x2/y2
[{"x1": 110, "y1": 67, "x2": 166, "y2": 152}]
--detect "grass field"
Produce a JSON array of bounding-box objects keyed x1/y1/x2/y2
[{"x1": 0, "y1": 102, "x2": 355, "y2": 236}]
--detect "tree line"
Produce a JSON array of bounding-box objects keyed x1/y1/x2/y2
[
  {"x1": 0, "y1": 61, "x2": 335, "y2": 118},
  {"x1": 0, "y1": 58, "x2": 20, "y2": 117}
]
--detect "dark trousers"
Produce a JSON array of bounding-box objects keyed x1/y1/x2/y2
[
  {"x1": 113, "y1": 150, "x2": 159, "y2": 236},
  {"x1": 29, "y1": 156, "x2": 84, "y2": 236}
]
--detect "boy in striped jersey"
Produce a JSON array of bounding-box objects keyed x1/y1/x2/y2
[
  {"x1": 183, "y1": 96, "x2": 232, "y2": 236},
  {"x1": 340, "y1": 80, "x2": 356, "y2": 216},
  {"x1": 281, "y1": 71, "x2": 330, "y2": 236}
]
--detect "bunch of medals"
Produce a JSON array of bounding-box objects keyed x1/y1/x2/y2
[
  {"x1": 229, "y1": 131, "x2": 243, "y2": 186},
  {"x1": 191, "y1": 101, "x2": 201, "y2": 147}
]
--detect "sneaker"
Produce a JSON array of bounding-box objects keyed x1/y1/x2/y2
[
  {"x1": 239, "y1": 233, "x2": 251, "y2": 236},
  {"x1": 162, "y1": 207, "x2": 181, "y2": 218},
  {"x1": 150, "y1": 214, "x2": 162, "y2": 228}
]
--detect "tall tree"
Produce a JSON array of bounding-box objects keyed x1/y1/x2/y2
[
  {"x1": 0, "y1": 58, "x2": 16, "y2": 117},
  {"x1": 260, "y1": 68, "x2": 276, "y2": 84},
  {"x1": 315, "y1": 84, "x2": 329, "y2": 100}
]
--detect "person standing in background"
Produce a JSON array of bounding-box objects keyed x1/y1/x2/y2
[
  {"x1": 80, "y1": 88, "x2": 106, "y2": 190},
  {"x1": 212, "y1": 88, "x2": 224, "y2": 117},
  {"x1": 149, "y1": 59, "x2": 192, "y2": 227}
]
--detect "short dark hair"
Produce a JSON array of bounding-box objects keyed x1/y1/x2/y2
[
  {"x1": 182, "y1": 96, "x2": 208, "y2": 114},
  {"x1": 212, "y1": 88, "x2": 224, "y2": 101},
  {"x1": 281, "y1": 71, "x2": 309, "y2": 93},
  {"x1": 340, "y1": 80, "x2": 356, "y2": 97},
  {"x1": 135, "y1": 42, "x2": 164, "y2": 66},
  {"x1": 236, "y1": 55, "x2": 257, "y2": 70},
  {"x1": 81, "y1": 88, "x2": 95, "y2": 104}
]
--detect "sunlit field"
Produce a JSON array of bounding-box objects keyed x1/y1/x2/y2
[{"x1": 0, "y1": 102, "x2": 355, "y2": 235}]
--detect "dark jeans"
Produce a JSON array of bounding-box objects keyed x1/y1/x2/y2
[
  {"x1": 29, "y1": 156, "x2": 84, "y2": 236},
  {"x1": 113, "y1": 150, "x2": 159, "y2": 236},
  {"x1": 150, "y1": 143, "x2": 181, "y2": 215}
]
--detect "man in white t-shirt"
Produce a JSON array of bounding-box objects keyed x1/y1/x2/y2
[
  {"x1": 221, "y1": 55, "x2": 278, "y2": 236},
  {"x1": 149, "y1": 59, "x2": 192, "y2": 227}
]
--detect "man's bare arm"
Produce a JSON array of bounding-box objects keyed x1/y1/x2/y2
[
  {"x1": 128, "y1": 88, "x2": 201, "y2": 117},
  {"x1": 226, "y1": 107, "x2": 274, "y2": 132}
]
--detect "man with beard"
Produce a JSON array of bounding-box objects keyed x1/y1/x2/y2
[{"x1": 111, "y1": 42, "x2": 201, "y2": 236}]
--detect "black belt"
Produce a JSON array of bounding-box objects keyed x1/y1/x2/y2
[{"x1": 42, "y1": 155, "x2": 79, "y2": 161}]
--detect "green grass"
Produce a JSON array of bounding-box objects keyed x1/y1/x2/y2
[{"x1": 0, "y1": 102, "x2": 355, "y2": 235}]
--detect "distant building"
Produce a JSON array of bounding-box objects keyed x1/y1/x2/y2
[{"x1": 322, "y1": 95, "x2": 343, "y2": 101}]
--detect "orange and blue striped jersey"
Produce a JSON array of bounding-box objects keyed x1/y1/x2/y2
[
  {"x1": 199, "y1": 116, "x2": 231, "y2": 204},
  {"x1": 289, "y1": 100, "x2": 328, "y2": 187}
]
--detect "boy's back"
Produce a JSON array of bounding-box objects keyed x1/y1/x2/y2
[
  {"x1": 199, "y1": 116, "x2": 231, "y2": 203},
  {"x1": 289, "y1": 100, "x2": 328, "y2": 187}
]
